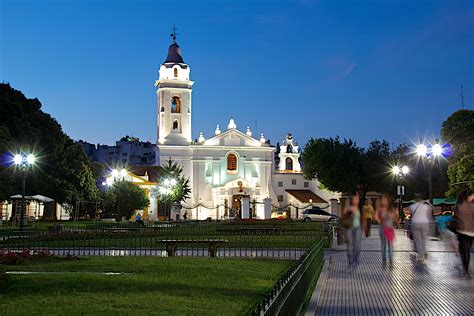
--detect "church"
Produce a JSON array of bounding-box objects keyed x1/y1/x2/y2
[{"x1": 147, "y1": 34, "x2": 340, "y2": 221}]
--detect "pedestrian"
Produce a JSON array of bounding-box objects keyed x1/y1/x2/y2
[
  {"x1": 183, "y1": 210, "x2": 188, "y2": 221},
  {"x1": 408, "y1": 193, "x2": 433, "y2": 263},
  {"x1": 343, "y1": 195, "x2": 362, "y2": 266},
  {"x1": 376, "y1": 194, "x2": 397, "y2": 267},
  {"x1": 454, "y1": 189, "x2": 474, "y2": 278},
  {"x1": 362, "y1": 199, "x2": 374, "y2": 237}
]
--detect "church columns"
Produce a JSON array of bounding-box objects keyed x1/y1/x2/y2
[
  {"x1": 241, "y1": 197, "x2": 250, "y2": 219},
  {"x1": 263, "y1": 198, "x2": 272, "y2": 219}
]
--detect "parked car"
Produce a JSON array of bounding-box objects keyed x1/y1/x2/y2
[{"x1": 299, "y1": 208, "x2": 338, "y2": 222}]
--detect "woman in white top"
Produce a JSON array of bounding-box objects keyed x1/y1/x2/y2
[{"x1": 409, "y1": 193, "x2": 433, "y2": 262}]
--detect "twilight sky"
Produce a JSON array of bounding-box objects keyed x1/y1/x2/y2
[{"x1": 1, "y1": 0, "x2": 473, "y2": 148}]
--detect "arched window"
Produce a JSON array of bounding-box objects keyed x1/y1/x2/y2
[
  {"x1": 174, "y1": 68, "x2": 178, "y2": 77},
  {"x1": 171, "y1": 96, "x2": 181, "y2": 113},
  {"x1": 227, "y1": 154, "x2": 237, "y2": 172},
  {"x1": 285, "y1": 157, "x2": 293, "y2": 171},
  {"x1": 172, "y1": 120, "x2": 179, "y2": 130},
  {"x1": 287, "y1": 144, "x2": 293, "y2": 153}
]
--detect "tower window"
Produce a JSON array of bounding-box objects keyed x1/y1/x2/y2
[
  {"x1": 172, "y1": 120, "x2": 179, "y2": 130},
  {"x1": 171, "y1": 96, "x2": 181, "y2": 113},
  {"x1": 227, "y1": 154, "x2": 237, "y2": 172},
  {"x1": 285, "y1": 157, "x2": 293, "y2": 171},
  {"x1": 174, "y1": 68, "x2": 178, "y2": 77}
]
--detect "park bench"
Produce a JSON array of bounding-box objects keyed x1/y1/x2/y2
[
  {"x1": 159, "y1": 239, "x2": 229, "y2": 257},
  {"x1": 239, "y1": 227, "x2": 280, "y2": 235}
]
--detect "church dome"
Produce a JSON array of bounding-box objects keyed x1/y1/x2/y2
[{"x1": 164, "y1": 43, "x2": 184, "y2": 64}]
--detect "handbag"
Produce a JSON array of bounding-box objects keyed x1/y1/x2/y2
[
  {"x1": 340, "y1": 211, "x2": 354, "y2": 229},
  {"x1": 384, "y1": 227, "x2": 395, "y2": 242}
]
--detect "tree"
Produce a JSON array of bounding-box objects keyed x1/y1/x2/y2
[
  {"x1": 302, "y1": 137, "x2": 397, "y2": 202},
  {"x1": 0, "y1": 84, "x2": 100, "y2": 215},
  {"x1": 441, "y1": 109, "x2": 474, "y2": 196},
  {"x1": 158, "y1": 158, "x2": 191, "y2": 205},
  {"x1": 101, "y1": 181, "x2": 149, "y2": 220},
  {"x1": 155, "y1": 159, "x2": 191, "y2": 219}
]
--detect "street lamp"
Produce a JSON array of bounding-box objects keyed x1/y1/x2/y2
[
  {"x1": 392, "y1": 164, "x2": 409, "y2": 221},
  {"x1": 12, "y1": 153, "x2": 36, "y2": 229},
  {"x1": 415, "y1": 143, "x2": 445, "y2": 203},
  {"x1": 159, "y1": 178, "x2": 177, "y2": 221}
]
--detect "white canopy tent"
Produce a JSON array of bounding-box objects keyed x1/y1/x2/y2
[
  {"x1": 6, "y1": 194, "x2": 66, "y2": 221},
  {"x1": 10, "y1": 194, "x2": 54, "y2": 203}
]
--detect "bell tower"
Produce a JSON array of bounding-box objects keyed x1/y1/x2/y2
[
  {"x1": 278, "y1": 134, "x2": 301, "y2": 172},
  {"x1": 155, "y1": 29, "x2": 194, "y2": 145}
]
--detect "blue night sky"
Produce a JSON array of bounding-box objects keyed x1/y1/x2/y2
[{"x1": 1, "y1": 0, "x2": 473, "y2": 148}]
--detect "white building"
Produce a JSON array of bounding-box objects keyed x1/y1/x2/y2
[
  {"x1": 79, "y1": 137, "x2": 156, "y2": 166},
  {"x1": 150, "y1": 35, "x2": 340, "y2": 221}
]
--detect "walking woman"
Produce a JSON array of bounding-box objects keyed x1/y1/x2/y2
[
  {"x1": 455, "y1": 189, "x2": 474, "y2": 278},
  {"x1": 376, "y1": 194, "x2": 398, "y2": 267},
  {"x1": 344, "y1": 195, "x2": 362, "y2": 266}
]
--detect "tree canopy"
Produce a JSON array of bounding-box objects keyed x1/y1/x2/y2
[
  {"x1": 441, "y1": 109, "x2": 474, "y2": 196},
  {"x1": 0, "y1": 83, "x2": 99, "y2": 209},
  {"x1": 302, "y1": 137, "x2": 399, "y2": 199},
  {"x1": 100, "y1": 181, "x2": 149, "y2": 220},
  {"x1": 157, "y1": 158, "x2": 191, "y2": 205}
]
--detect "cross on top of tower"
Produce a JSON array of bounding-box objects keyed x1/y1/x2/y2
[{"x1": 170, "y1": 26, "x2": 179, "y2": 44}]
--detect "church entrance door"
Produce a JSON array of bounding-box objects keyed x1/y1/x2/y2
[{"x1": 231, "y1": 194, "x2": 249, "y2": 219}]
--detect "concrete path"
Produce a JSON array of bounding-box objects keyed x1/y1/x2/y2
[{"x1": 311, "y1": 226, "x2": 473, "y2": 315}]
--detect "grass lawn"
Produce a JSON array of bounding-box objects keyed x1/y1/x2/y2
[{"x1": 1, "y1": 256, "x2": 292, "y2": 315}]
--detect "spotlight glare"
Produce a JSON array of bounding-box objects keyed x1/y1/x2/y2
[
  {"x1": 170, "y1": 178, "x2": 177, "y2": 186},
  {"x1": 392, "y1": 166, "x2": 400, "y2": 175},
  {"x1": 164, "y1": 179, "x2": 170, "y2": 186},
  {"x1": 26, "y1": 154, "x2": 35, "y2": 165},
  {"x1": 401, "y1": 165, "x2": 409, "y2": 174},
  {"x1": 111, "y1": 169, "x2": 119, "y2": 177},
  {"x1": 13, "y1": 154, "x2": 23, "y2": 165},
  {"x1": 432, "y1": 144, "x2": 443, "y2": 157},
  {"x1": 120, "y1": 169, "x2": 127, "y2": 177},
  {"x1": 416, "y1": 144, "x2": 427, "y2": 157},
  {"x1": 106, "y1": 177, "x2": 114, "y2": 186}
]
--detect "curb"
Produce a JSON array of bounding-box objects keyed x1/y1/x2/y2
[{"x1": 304, "y1": 256, "x2": 330, "y2": 316}]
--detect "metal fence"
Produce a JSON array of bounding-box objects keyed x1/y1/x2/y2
[
  {"x1": 0, "y1": 220, "x2": 332, "y2": 259},
  {"x1": 251, "y1": 236, "x2": 327, "y2": 315}
]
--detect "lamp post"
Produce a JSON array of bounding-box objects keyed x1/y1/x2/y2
[
  {"x1": 415, "y1": 143, "x2": 444, "y2": 204},
  {"x1": 392, "y1": 165, "x2": 409, "y2": 221},
  {"x1": 13, "y1": 153, "x2": 36, "y2": 229},
  {"x1": 159, "y1": 178, "x2": 177, "y2": 221}
]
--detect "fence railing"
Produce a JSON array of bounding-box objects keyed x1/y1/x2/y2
[
  {"x1": 0, "y1": 220, "x2": 332, "y2": 259},
  {"x1": 251, "y1": 228, "x2": 329, "y2": 315}
]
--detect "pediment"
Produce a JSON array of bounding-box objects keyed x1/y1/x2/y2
[{"x1": 203, "y1": 129, "x2": 262, "y2": 147}]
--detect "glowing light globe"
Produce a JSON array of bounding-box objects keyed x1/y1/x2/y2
[{"x1": 416, "y1": 144, "x2": 428, "y2": 157}]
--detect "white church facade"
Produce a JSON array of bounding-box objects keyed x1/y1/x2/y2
[{"x1": 150, "y1": 35, "x2": 340, "y2": 221}]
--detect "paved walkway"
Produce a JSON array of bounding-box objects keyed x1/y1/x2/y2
[{"x1": 312, "y1": 226, "x2": 473, "y2": 315}]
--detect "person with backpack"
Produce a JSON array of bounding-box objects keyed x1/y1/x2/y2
[
  {"x1": 343, "y1": 195, "x2": 362, "y2": 266},
  {"x1": 408, "y1": 193, "x2": 433, "y2": 263}
]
